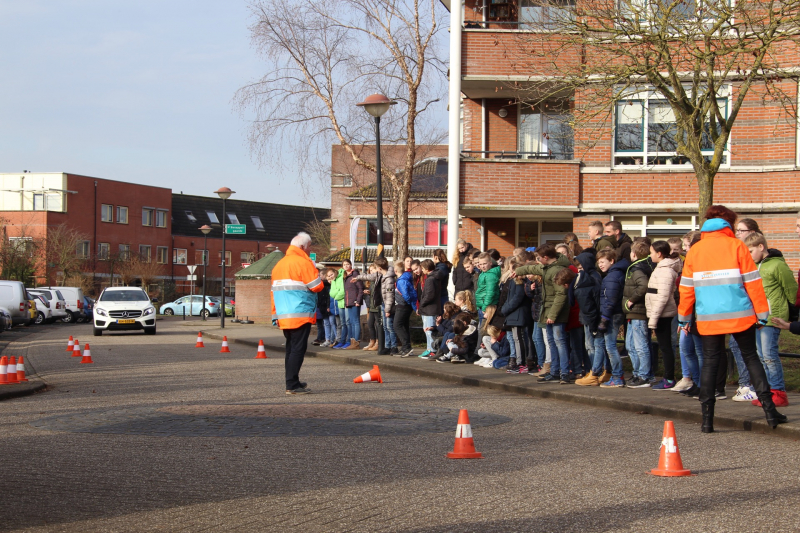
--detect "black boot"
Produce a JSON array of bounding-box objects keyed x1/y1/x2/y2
[
  {"x1": 759, "y1": 392, "x2": 788, "y2": 428},
  {"x1": 701, "y1": 403, "x2": 714, "y2": 433}
]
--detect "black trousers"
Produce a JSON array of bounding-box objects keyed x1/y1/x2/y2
[
  {"x1": 653, "y1": 316, "x2": 676, "y2": 381},
  {"x1": 394, "y1": 304, "x2": 413, "y2": 351},
  {"x1": 700, "y1": 326, "x2": 770, "y2": 407},
  {"x1": 369, "y1": 310, "x2": 385, "y2": 351},
  {"x1": 284, "y1": 322, "x2": 312, "y2": 391},
  {"x1": 367, "y1": 311, "x2": 378, "y2": 341}
]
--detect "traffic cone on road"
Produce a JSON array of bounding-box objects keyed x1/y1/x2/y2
[
  {"x1": 195, "y1": 332, "x2": 205, "y2": 348},
  {"x1": 16, "y1": 356, "x2": 28, "y2": 382},
  {"x1": 254, "y1": 340, "x2": 268, "y2": 359},
  {"x1": 446, "y1": 409, "x2": 483, "y2": 459},
  {"x1": 353, "y1": 365, "x2": 382, "y2": 384},
  {"x1": 0, "y1": 356, "x2": 7, "y2": 384},
  {"x1": 80, "y1": 344, "x2": 94, "y2": 364},
  {"x1": 5, "y1": 356, "x2": 18, "y2": 384},
  {"x1": 220, "y1": 336, "x2": 231, "y2": 353},
  {"x1": 649, "y1": 421, "x2": 692, "y2": 477},
  {"x1": 72, "y1": 339, "x2": 81, "y2": 357},
  {"x1": 66, "y1": 335, "x2": 74, "y2": 352}
]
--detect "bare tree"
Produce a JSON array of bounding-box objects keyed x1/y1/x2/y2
[
  {"x1": 505, "y1": 0, "x2": 800, "y2": 217},
  {"x1": 137, "y1": 258, "x2": 165, "y2": 296},
  {"x1": 303, "y1": 218, "x2": 332, "y2": 256},
  {"x1": 0, "y1": 216, "x2": 43, "y2": 284},
  {"x1": 235, "y1": 0, "x2": 448, "y2": 257},
  {"x1": 46, "y1": 224, "x2": 90, "y2": 284}
]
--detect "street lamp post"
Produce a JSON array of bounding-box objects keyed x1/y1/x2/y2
[
  {"x1": 215, "y1": 187, "x2": 235, "y2": 328},
  {"x1": 356, "y1": 94, "x2": 396, "y2": 258},
  {"x1": 199, "y1": 225, "x2": 212, "y2": 320}
]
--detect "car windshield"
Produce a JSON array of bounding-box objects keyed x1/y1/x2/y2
[
  {"x1": 31, "y1": 291, "x2": 51, "y2": 301},
  {"x1": 100, "y1": 290, "x2": 149, "y2": 302}
]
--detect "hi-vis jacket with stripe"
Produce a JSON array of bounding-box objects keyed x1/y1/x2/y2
[
  {"x1": 678, "y1": 219, "x2": 769, "y2": 335},
  {"x1": 270, "y1": 245, "x2": 324, "y2": 329}
]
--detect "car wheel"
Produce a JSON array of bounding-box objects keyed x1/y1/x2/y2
[
  {"x1": 62, "y1": 312, "x2": 74, "y2": 323},
  {"x1": 144, "y1": 326, "x2": 156, "y2": 335},
  {"x1": 163, "y1": 308, "x2": 174, "y2": 316},
  {"x1": 93, "y1": 328, "x2": 103, "y2": 337},
  {"x1": 35, "y1": 312, "x2": 45, "y2": 325},
  {"x1": 200, "y1": 309, "x2": 210, "y2": 318}
]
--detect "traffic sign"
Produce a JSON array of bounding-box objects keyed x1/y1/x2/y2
[
  {"x1": 186, "y1": 275, "x2": 197, "y2": 281},
  {"x1": 310, "y1": 253, "x2": 317, "y2": 262},
  {"x1": 187, "y1": 265, "x2": 197, "y2": 274},
  {"x1": 241, "y1": 263, "x2": 251, "y2": 268},
  {"x1": 225, "y1": 224, "x2": 246, "y2": 234}
]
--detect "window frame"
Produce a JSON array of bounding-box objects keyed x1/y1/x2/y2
[
  {"x1": 251, "y1": 216, "x2": 265, "y2": 231},
  {"x1": 227, "y1": 213, "x2": 239, "y2": 224},
  {"x1": 155, "y1": 209, "x2": 168, "y2": 228},
  {"x1": 142, "y1": 207, "x2": 154, "y2": 227},
  {"x1": 366, "y1": 219, "x2": 394, "y2": 247},
  {"x1": 173, "y1": 248, "x2": 187, "y2": 265},
  {"x1": 206, "y1": 210, "x2": 220, "y2": 224},
  {"x1": 119, "y1": 244, "x2": 131, "y2": 261},
  {"x1": 195, "y1": 250, "x2": 209, "y2": 266},
  {"x1": 116, "y1": 206, "x2": 129, "y2": 224},
  {"x1": 185, "y1": 210, "x2": 197, "y2": 223},
  {"x1": 423, "y1": 219, "x2": 449, "y2": 247},
  {"x1": 77, "y1": 240, "x2": 90, "y2": 258},
  {"x1": 139, "y1": 245, "x2": 152, "y2": 262},
  {"x1": 217, "y1": 250, "x2": 232, "y2": 266},
  {"x1": 101, "y1": 204, "x2": 113, "y2": 223},
  {"x1": 156, "y1": 246, "x2": 168, "y2": 264},
  {"x1": 98, "y1": 242, "x2": 110, "y2": 260}
]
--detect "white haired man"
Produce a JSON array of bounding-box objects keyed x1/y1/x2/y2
[{"x1": 271, "y1": 232, "x2": 324, "y2": 394}]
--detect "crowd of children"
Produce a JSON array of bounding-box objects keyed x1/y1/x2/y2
[{"x1": 312, "y1": 211, "x2": 797, "y2": 411}]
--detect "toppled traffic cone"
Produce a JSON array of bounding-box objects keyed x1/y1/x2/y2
[
  {"x1": 80, "y1": 344, "x2": 94, "y2": 364},
  {"x1": 254, "y1": 339, "x2": 268, "y2": 359},
  {"x1": 650, "y1": 421, "x2": 692, "y2": 477},
  {"x1": 66, "y1": 335, "x2": 75, "y2": 352},
  {"x1": 16, "y1": 356, "x2": 28, "y2": 382},
  {"x1": 72, "y1": 339, "x2": 81, "y2": 357},
  {"x1": 220, "y1": 336, "x2": 231, "y2": 353},
  {"x1": 5, "y1": 356, "x2": 18, "y2": 384},
  {"x1": 446, "y1": 409, "x2": 483, "y2": 459},
  {"x1": 195, "y1": 332, "x2": 205, "y2": 348},
  {"x1": 354, "y1": 365, "x2": 382, "y2": 384},
  {"x1": 0, "y1": 356, "x2": 6, "y2": 384}
]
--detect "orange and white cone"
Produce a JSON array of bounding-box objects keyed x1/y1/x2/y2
[
  {"x1": 0, "y1": 356, "x2": 7, "y2": 385},
  {"x1": 446, "y1": 409, "x2": 483, "y2": 459},
  {"x1": 80, "y1": 344, "x2": 94, "y2": 364},
  {"x1": 649, "y1": 421, "x2": 692, "y2": 477},
  {"x1": 72, "y1": 339, "x2": 81, "y2": 357},
  {"x1": 5, "y1": 356, "x2": 18, "y2": 384},
  {"x1": 254, "y1": 340, "x2": 268, "y2": 359},
  {"x1": 220, "y1": 336, "x2": 231, "y2": 353},
  {"x1": 195, "y1": 332, "x2": 205, "y2": 348},
  {"x1": 16, "y1": 356, "x2": 28, "y2": 382},
  {"x1": 66, "y1": 335, "x2": 75, "y2": 352},
  {"x1": 353, "y1": 365, "x2": 382, "y2": 384}
]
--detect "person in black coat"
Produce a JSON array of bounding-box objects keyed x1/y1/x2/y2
[
  {"x1": 432, "y1": 249, "x2": 452, "y2": 307},
  {"x1": 418, "y1": 259, "x2": 442, "y2": 357},
  {"x1": 501, "y1": 258, "x2": 532, "y2": 371},
  {"x1": 452, "y1": 239, "x2": 476, "y2": 293}
]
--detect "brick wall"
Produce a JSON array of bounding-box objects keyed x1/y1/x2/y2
[
  {"x1": 233, "y1": 279, "x2": 273, "y2": 324},
  {"x1": 460, "y1": 160, "x2": 581, "y2": 206}
]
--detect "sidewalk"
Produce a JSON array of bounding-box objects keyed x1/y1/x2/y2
[{"x1": 192, "y1": 321, "x2": 800, "y2": 441}]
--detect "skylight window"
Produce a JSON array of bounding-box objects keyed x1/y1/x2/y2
[
  {"x1": 185, "y1": 211, "x2": 197, "y2": 222},
  {"x1": 206, "y1": 210, "x2": 220, "y2": 224},
  {"x1": 251, "y1": 216, "x2": 265, "y2": 231},
  {"x1": 228, "y1": 213, "x2": 239, "y2": 224}
]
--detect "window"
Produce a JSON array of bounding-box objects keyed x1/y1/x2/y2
[
  {"x1": 33, "y1": 194, "x2": 44, "y2": 211},
  {"x1": 142, "y1": 208, "x2": 154, "y2": 226},
  {"x1": 520, "y1": 0, "x2": 576, "y2": 30},
  {"x1": 101, "y1": 204, "x2": 113, "y2": 222},
  {"x1": 367, "y1": 219, "x2": 393, "y2": 246},
  {"x1": 98, "y1": 243, "x2": 110, "y2": 260},
  {"x1": 119, "y1": 244, "x2": 131, "y2": 260},
  {"x1": 9, "y1": 237, "x2": 33, "y2": 254},
  {"x1": 156, "y1": 209, "x2": 168, "y2": 228},
  {"x1": 185, "y1": 211, "x2": 197, "y2": 222},
  {"x1": 227, "y1": 213, "x2": 239, "y2": 224},
  {"x1": 32, "y1": 192, "x2": 62, "y2": 211},
  {"x1": 77, "y1": 240, "x2": 90, "y2": 258},
  {"x1": 251, "y1": 216, "x2": 265, "y2": 232},
  {"x1": 424, "y1": 220, "x2": 449, "y2": 247},
  {"x1": 206, "y1": 210, "x2": 219, "y2": 224},
  {"x1": 173, "y1": 248, "x2": 187, "y2": 265},
  {"x1": 241, "y1": 252, "x2": 252, "y2": 264},
  {"x1": 343, "y1": 175, "x2": 352, "y2": 186},
  {"x1": 619, "y1": 0, "x2": 732, "y2": 27},
  {"x1": 139, "y1": 245, "x2": 151, "y2": 262},
  {"x1": 156, "y1": 246, "x2": 168, "y2": 264},
  {"x1": 195, "y1": 250, "x2": 209, "y2": 266},
  {"x1": 218, "y1": 251, "x2": 232, "y2": 266},
  {"x1": 117, "y1": 206, "x2": 128, "y2": 224},
  {"x1": 518, "y1": 105, "x2": 574, "y2": 159}
]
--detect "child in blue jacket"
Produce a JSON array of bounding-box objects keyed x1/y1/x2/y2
[{"x1": 596, "y1": 249, "x2": 630, "y2": 387}]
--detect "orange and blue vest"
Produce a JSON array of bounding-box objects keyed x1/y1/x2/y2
[{"x1": 270, "y1": 245, "x2": 324, "y2": 329}]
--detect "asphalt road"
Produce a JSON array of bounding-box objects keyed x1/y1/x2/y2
[{"x1": 1, "y1": 320, "x2": 799, "y2": 532}]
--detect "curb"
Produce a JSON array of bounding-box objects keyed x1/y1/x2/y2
[{"x1": 201, "y1": 331, "x2": 800, "y2": 441}]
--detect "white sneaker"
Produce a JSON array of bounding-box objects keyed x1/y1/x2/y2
[
  {"x1": 672, "y1": 377, "x2": 694, "y2": 392},
  {"x1": 732, "y1": 386, "x2": 758, "y2": 402},
  {"x1": 473, "y1": 359, "x2": 483, "y2": 365},
  {"x1": 483, "y1": 358, "x2": 495, "y2": 368}
]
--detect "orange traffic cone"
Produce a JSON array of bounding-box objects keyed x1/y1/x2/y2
[
  {"x1": 66, "y1": 335, "x2": 74, "y2": 352},
  {"x1": 353, "y1": 365, "x2": 382, "y2": 383},
  {"x1": 5, "y1": 356, "x2": 18, "y2": 384},
  {"x1": 72, "y1": 339, "x2": 81, "y2": 357},
  {"x1": 16, "y1": 356, "x2": 28, "y2": 382},
  {"x1": 254, "y1": 339, "x2": 268, "y2": 359},
  {"x1": 195, "y1": 332, "x2": 205, "y2": 348},
  {"x1": 446, "y1": 409, "x2": 483, "y2": 459},
  {"x1": 220, "y1": 336, "x2": 231, "y2": 353},
  {"x1": 80, "y1": 344, "x2": 94, "y2": 364},
  {"x1": 649, "y1": 421, "x2": 692, "y2": 477},
  {"x1": 0, "y1": 356, "x2": 6, "y2": 384}
]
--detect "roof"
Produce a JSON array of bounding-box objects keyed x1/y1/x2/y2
[
  {"x1": 321, "y1": 247, "x2": 434, "y2": 264},
  {"x1": 348, "y1": 158, "x2": 448, "y2": 199},
  {"x1": 171, "y1": 194, "x2": 329, "y2": 243},
  {"x1": 234, "y1": 250, "x2": 285, "y2": 279}
]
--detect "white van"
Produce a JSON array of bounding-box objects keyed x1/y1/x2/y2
[
  {"x1": 0, "y1": 280, "x2": 32, "y2": 326},
  {"x1": 35, "y1": 286, "x2": 85, "y2": 323},
  {"x1": 27, "y1": 288, "x2": 69, "y2": 321}
]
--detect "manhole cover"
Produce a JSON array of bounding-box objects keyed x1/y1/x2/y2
[{"x1": 30, "y1": 403, "x2": 511, "y2": 437}]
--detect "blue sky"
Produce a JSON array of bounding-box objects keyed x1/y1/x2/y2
[{"x1": 0, "y1": 1, "x2": 329, "y2": 208}]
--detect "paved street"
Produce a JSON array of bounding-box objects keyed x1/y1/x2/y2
[{"x1": 2, "y1": 320, "x2": 799, "y2": 532}]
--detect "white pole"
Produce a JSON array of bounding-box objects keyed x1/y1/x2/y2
[{"x1": 446, "y1": 0, "x2": 463, "y2": 298}]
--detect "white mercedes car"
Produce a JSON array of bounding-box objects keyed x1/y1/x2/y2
[{"x1": 93, "y1": 287, "x2": 157, "y2": 336}]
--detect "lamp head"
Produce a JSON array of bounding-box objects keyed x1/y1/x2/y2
[
  {"x1": 214, "y1": 187, "x2": 235, "y2": 200},
  {"x1": 356, "y1": 93, "x2": 397, "y2": 118},
  {"x1": 199, "y1": 225, "x2": 212, "y2": 235}
]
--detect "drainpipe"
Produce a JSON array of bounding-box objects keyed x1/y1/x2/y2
[{"x1": 446, "y1": 0, "x2": 463, "y2": 291}]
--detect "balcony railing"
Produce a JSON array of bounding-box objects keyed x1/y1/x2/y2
[{"x1": 462, "y1": 150, "x2": 574, "y2": 160}]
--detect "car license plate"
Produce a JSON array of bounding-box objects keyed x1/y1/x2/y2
[{"x1": 117, "y1": 319, "x2": 136, "y2": 324}]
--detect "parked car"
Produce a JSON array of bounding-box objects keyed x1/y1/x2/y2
[
  {"x1": 213, "y1": 297, "x2": 235, "y2": 316},
  {"x1": 32, "y1": 295, "x2": 53, "y2": 325},
  {"x1": 78, "y1": 296, "x2": 94, "y2": 323},
  {"x1": 34, "y1": 286, "x2": 86, "y2": 323},
  {"x1": 93, "y1": 287, "x2": 156, "y2": 336},
  {"x1": 0, "y1": 280, "x2": 33, "y2": 326},
  {"x1": 27, "y1": 288, "x2": 69, "y2": 321},
  {"x1": 159, "y1": 295, "x2": 221, "y2": 318},
  {"x1": 27, "y1": 298, "x2": 37, "y2": 323},
  {"x1": 0, "y1": 306, "x2": 12, "y2": 331}
]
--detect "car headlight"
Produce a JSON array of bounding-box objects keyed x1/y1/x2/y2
[
  {"x1": 95, "y1": 308, "x2": 108, "y2": 317},
  {"x1": 143, "y1": 307, "x2": 155, "y2": 316}
]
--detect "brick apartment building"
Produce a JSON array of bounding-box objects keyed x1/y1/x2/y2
[{"x1": 440, "y1": 1, "x2": 800, "y2": 269}]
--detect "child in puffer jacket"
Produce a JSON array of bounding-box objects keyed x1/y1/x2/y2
[
  {"x1": 438, "y1": 313, "x2": 479, "y2": 364},
  {"x1": 476, "y1": 324, "x2": 509, "y2": 368},
  {"x1": 596, "y1": 249, "x2": 631, "y2": 388}
]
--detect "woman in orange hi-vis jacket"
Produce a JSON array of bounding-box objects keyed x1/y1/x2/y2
[
  {"x1": 271, "y1": 232, "x2": 324, "y2": 395},
  {"x1": 678, "y1": 205, "x2": 788, "y2": 432}
]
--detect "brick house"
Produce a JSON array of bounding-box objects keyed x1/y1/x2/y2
[{"x1": 440, "y1": 1, "x2": 800, "y2": 269}]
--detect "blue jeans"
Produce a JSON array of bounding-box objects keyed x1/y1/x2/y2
[
  {"x1": 626, "y1": 319, "x2": 651, "y2": 379},
  {"x1": 532, "y1": 323, "x2": 547, "y2": 368},
  {"x1": 755, "y1": 325, "x2": 785, "y2": 390},
  {"x1": 546, "y1": 322, "x2": 570, "y2": 377},
  {"x1": 323, "y1": 315, "x2": 337, "y2": 342},
  {"x1": 337, "y1": 306, "x2": 349, "y2": 344},
  {"x1": 602, "y1": 314, "x2": 625, "y2": 378},
  {"x1": 346, "y1": 306, "x2": 361, "y2": 342},
  {"x1": 584, "y1": 324, "x2": 595, "y2": 366},
  {"x1": 507, "y1": 328, "x2": 517, "y2": 362},
  {"x1": 382, "y1": 306, "x2": 397, "y2": 348},
  {"x1": 568, "y1": 327, "x2": 589, "y2": 374},
  {"x1": 729, "y1": 336, "x2": 752, "y2": 387},
  {"x1": 679, "y1": 330, "x2": 704, "y2": 383},
  {"x1": 422, "y1": 315, "x2": 436, "y2": 351}
]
